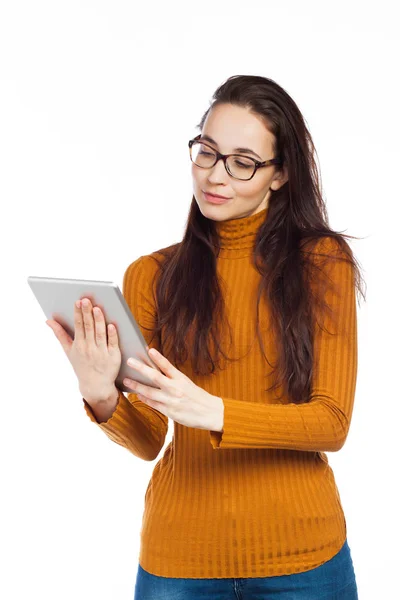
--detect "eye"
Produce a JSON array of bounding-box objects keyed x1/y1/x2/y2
[{"x1": 233, "y1": 158, "x2": 253, "y2": 168}]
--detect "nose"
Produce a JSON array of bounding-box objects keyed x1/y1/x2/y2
[{"x1": 207, "y1": 156, "x2": 230, "y2": 182}]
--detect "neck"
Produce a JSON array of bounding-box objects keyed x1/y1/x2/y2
[{"x1": 211, "y1": 206, "x2": 269, "y2": 258}]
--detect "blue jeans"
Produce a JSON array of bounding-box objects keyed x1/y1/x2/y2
[{"x1": 134, "y1": 538, "x2": 358, "y2": 599}]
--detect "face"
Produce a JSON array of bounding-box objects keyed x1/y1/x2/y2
[{"x1": 192, "y1": 103, "x2": 288, "y2": 221}]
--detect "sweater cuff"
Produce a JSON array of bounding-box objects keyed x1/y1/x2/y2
[
  {"x1": 210, "y1": 396, "x2": 271, "y2": 450},
  {"x1": 209, "y1": 397, "x2": 232, "y2": 449},
  {"x1": 209, "y1": 396, "x2": 274, "y2": 450},
  {"x1": 82, "y1": 388, "x2": 132, "y2": 431},
  {"x1": 209, "y1": 429, "x2": 223, "y2": 448}
]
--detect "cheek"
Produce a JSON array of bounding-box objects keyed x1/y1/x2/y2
[
  {"x1": 240, "y1": 180, "x2": 266, "y2": 200},
  {"x1": 192, "y1": 168, "x2": 210, "y2": 197},
  {"x1": 191, "y1": 164, "x2": 201, "y2": 180},
  {"x1": 191, "y1": 166, "x2": 202, "y2": 189}
]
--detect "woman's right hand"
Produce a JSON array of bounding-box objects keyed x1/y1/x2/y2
[{"x1": 46, "y1": 297, "x2": 122, "y2": 404}]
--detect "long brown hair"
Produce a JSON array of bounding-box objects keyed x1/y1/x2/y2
[{"x1": 145, "y1": 75, "x2": 366, "y2": 404}]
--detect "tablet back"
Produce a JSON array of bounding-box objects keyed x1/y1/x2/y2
[{"x1": 27, "y1": 275, "x2": 161, "y2": 393}]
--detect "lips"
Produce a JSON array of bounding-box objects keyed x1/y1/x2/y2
[
  {"x1": 203, "y1": 190, "x2": 231, "y2": 199},
  {"x1": 203, "y1": 191, "x2": 231, "y2": 204}
]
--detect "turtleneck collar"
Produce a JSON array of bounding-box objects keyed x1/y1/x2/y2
[{"x1": 212, "y1": 205, "x2": 269, "y2": 258}]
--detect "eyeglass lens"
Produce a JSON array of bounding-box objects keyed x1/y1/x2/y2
[{"x1": 190, "y1": 142, "x2": 256, "y2": 180}]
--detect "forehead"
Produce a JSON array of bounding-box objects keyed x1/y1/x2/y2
[{"x1": 202, "y1": 103, "x2": 274, "y2": 153}]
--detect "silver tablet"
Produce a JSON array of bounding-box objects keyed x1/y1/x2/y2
[{"x1": 27, "y1": 275, "x2": 162, "y2": 394}]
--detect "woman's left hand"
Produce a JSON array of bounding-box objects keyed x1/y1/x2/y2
[{"x1": 123, "y1": 348, "x2": 224, "y2": 432}]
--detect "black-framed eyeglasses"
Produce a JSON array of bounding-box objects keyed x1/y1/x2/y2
[{"x1": 188, "y1": 134, "x2": 282, "y2": 181}]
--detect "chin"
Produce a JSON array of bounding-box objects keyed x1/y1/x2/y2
[{"x1": 200, "y1": 202, "x2": 232, "y2": 220}]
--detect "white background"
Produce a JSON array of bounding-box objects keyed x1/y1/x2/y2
[{"x1": 1, "y1": 1, "x2": 398, "y2": 598}]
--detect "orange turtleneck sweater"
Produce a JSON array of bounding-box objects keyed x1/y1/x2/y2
[{"x1": 82, "y1": 206, "x2": 358, "y2": 579}]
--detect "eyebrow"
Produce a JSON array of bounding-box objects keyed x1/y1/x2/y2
[{"x1": 199, "y1": 135, "x2": 262, "y2": 160}]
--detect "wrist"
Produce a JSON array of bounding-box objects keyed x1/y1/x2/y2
[
  {"x1": 81, "y1": 384, "x2": 119, "y2": 405},
  {"x1": 213, "y1": 396, "x2": 224, "y2": 432},
  {"x1": 104, "y1": 385, "x2": 119, "y2": 404}
]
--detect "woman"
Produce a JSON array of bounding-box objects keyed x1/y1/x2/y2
[{"x1": 77, "y1": 75, "x2": 365, "y2": 598}]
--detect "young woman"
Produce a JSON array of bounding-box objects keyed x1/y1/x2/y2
[{"x1": 50, "y1": 74, "x2": 365, "y2": 599}]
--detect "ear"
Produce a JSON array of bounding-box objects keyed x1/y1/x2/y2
[{"x1": 272, "y1": 164, "x2": 288, "y2": 191}]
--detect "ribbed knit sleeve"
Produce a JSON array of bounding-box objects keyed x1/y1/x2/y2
[
  {"x1": 209, "y1": 240, "x2": 358, "y2": 452},
  {"x1": 82, "y1": 255, "x2": 169, "y2": 462}
]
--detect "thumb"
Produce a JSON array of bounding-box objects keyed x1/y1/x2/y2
[{"x1": 46, "y1": 320, "x2": 73, "y2": 353}]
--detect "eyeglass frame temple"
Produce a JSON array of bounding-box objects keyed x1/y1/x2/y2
[{"x1": 188, "y1": 134, "x2": 282, "y2": 180}]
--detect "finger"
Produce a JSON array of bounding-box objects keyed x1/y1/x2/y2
[
  {"x1": 74, "y1": 300, "x2": 85, "y2": 342},
  {"x1": 93, "y1": 305, "x2": 107, "y2": 348},
  {"x1": 149, "y1": 348, "x2": 181, "y2": 379},
  {"x1": 127, "y1": 358, "x2": 168, "y2": 390},
  {"x1": 47, "y1": 319, "x2": 74, "y2": 353},
  {"x1": 107, "y1": 321, "x2": 119, "y2": 350},
  {"x1": 137, "y1": 393, "x2": 165, "y2": 413},
  {"x1": 125, "y1": 379, "x2": 165, "y2": 403},
  {"x1": 81, "y1": 298, "x2": 96, "y2": 345}
]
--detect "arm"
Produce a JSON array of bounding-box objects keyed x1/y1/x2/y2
[
  {"x1": 82, "y1": 255, "x2": 169, "y2": 462},
  {"x1": 85, "y1": 386, "x2": 119, "y2": 422},
  {"x1": 210, "y1": 240, "x2": 358, "y2": 452}
]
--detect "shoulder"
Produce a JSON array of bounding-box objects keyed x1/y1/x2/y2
[
  {"x1": 300, "y1": 235, "x2": 355, "y2": 303},
  {"x1": 301, "y1": 235, "x2": 352, "y2": 266},
  {"x1": 123, "y1": 242, "x2": 181, "y2": 289},
  {"x1": 144, "y1": 242, "x2": 181, "y2": 270}
]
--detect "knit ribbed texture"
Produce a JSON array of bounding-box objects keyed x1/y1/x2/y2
[{"x1": 83, "y1": 206, "x2": 358, "y2": 578}]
